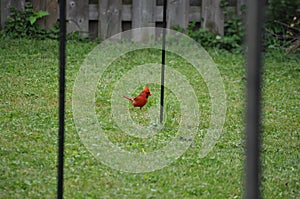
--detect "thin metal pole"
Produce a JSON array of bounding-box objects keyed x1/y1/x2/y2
[
  {"x1": 245, "y1": 0, "x2": 264, "y2": 198},
  {"x1": 58, "y1": 0, "x2": 66, "y2": 198},
  {"x1": 160, "y1": 0, "x2": 167, "y2": 123}
]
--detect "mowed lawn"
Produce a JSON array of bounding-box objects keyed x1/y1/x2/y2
[{"x1": 0, "y1": 38, "x2": 299, "y2": 198}]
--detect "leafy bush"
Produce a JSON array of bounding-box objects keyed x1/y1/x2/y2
[
  {"x1": 267, "y1": 0, "x2": 299, "y2": 31},
  {"x1": 180, "y1": 6, "x2": 245, "y2": 52},
  {"x1": 171, "y1": 1, "x2": 245, "y2": 52},
  {"x1": 0, "y1": 2, "x2": 93, "y2": 41},
  {"x1": 265, "y1": 0, "x2": 300, "y2": 49},
  {"x1": 175, "y1": 1, "x2": 299, "y2": 52},
  {"x1": 1, "y1": 2, "x2": 58, "y2": 39}
]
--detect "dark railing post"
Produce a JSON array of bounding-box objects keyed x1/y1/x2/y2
[
  {"x1": 58, "y1": 0, "x2": 66, "y2": 198},
  {"x1": 245, "y1": 0, "x2": 264, "y2": 198},
  {"x1": 160, "y1": 0, "x2": 167, "y2": 123}
]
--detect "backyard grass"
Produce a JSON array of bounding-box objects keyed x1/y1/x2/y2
[{"x1": 0, "y1": 38, "x2": 299, "y2": 198}]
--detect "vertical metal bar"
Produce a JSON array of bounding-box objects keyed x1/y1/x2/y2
[
  {"x1": 160, "y1": 0, "x2": 167, "y2": 123},
  {"x1": 245, "y1": 0, "x2": 264, "y2": 198},
  {"x1": 58, "y1": 0, "x2": 66, "y2": 198}
]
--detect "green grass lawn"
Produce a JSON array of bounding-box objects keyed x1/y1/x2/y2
[{"x1": 0, "y1": 38, "x2": 299, "y2": 198}]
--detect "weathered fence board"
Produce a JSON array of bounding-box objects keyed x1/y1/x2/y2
[
  {"x1": 201, "y1": 0, "x2": 224, "y2": 35},
  {"x1": 167, "y1": 0, "x2": 189, "y2": 31},
  {"x1": 122, "y1": 5, "x2": 131, "y2": 21},
  {"x1": 66, "y1": 0, "x2": 89, "y2": 37},
  {"x1": 32, "y1": 0, "x2": 58, "y2": 29},
  {"x1": 98, "y1": 0, "x2": 122, "y2": 40},
  {"x1": 132, "y1": 0, "x2": 156, "y2": 41},
  {"x1": 89, "y1": 4, "x2": 201, "y2": 22},
  {"x1": 1, "y1": 0, "x2": 235, "y2": 38},
  {"x1": 188, "y1": 6, "x2": 201, "y2": 22}
]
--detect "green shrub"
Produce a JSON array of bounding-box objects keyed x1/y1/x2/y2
[
  {"x1": 265, "y1": 0, "x2": 300, "y2": 49},
  {"x1": 0, "y1": 2, "x2": 93, "y2": 41},
  {"x1": 183, "y1": 7, "x2": 245, "y2": 52},
  {"x1": 1, "y1": 2, "x2": 58, "y2": 39},
  {"x1": 171, "y1": 1, "x2": 246, "y2": 52},
  {"x1": 175, "y1": 1, "x2": 299, "y2": 52}
]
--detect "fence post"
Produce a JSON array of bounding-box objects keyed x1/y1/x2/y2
[
  {"x1": 131, "y1": 0, "x2": 156, "y2": 42},
  {"x1": 98, "y1": 0, "x2": 122, "y2": 40},
  {"x1": 201, "y1": 0, "x2": 224, "y2": 35},
  {"x1": 0, "y1": 0, "x2": 25, "y2": 29},
  {"x1": 167, "y1": 0, "x2": 189, "y2": 31},
  {"x1": 66, "y1": 0, "x2": 89, "y2": 37}
]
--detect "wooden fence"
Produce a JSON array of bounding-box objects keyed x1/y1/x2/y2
[{"x1": 0, "y1": 0, "x2": 244, "y2": 40}]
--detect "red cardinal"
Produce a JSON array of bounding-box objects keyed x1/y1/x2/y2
[{"x1": 123, "y1": 86, "x2": 152, "y2": 109}]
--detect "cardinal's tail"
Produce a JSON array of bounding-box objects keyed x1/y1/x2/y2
[{"x1": 123, "y1": 96, "x2": 134, "y2": 102}]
